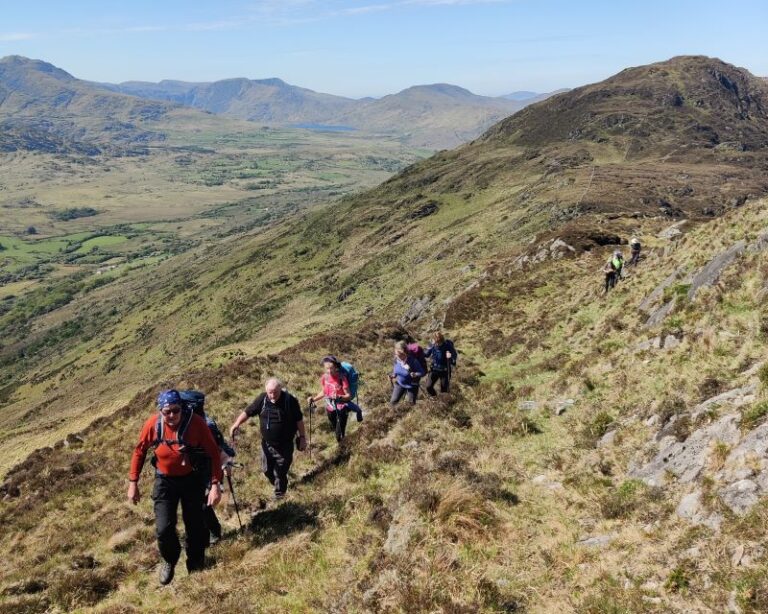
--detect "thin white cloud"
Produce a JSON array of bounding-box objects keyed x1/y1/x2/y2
[
  {"x1": 0, "y1": 32, "x2": 36, "y2": 42},
  {"x1": 343, "y1": 4, "x2": 394, "y2": 14}
]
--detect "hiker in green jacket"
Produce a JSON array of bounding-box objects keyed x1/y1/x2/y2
[{"x1": 612, "y1": 250, "x2": 625, "y2": 282}]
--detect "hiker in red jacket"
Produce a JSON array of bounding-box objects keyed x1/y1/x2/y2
[{"x1": 127, "y1": 390, "x2": 222, "y2": 585}]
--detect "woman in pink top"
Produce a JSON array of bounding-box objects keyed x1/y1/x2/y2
[{"x1": 308, "y1": 355, "x2": 360, "y2": 442}]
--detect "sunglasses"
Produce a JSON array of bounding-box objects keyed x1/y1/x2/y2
[{"x1": 160, "y1": 406, "x2": 181, "y2": 416}]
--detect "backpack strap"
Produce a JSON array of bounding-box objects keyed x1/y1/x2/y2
[{"x1": 153, "y1": 408, "x2": 193, "y2": 449}]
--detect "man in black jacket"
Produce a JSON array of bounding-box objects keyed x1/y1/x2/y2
[{"x1": 230, "y1": 378, "x2": 307, "y2": 499}]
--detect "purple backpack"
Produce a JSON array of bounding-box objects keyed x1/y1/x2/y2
[{"x1": 407, "y1": 343, "x2": 428, "y2": 373}]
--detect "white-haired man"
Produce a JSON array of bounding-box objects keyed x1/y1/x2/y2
[{"x1": 230, "y1": 378, "x2": 307, "y2": 499}]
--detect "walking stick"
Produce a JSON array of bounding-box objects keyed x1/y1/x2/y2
[
  {"x1": 225, "y1": 468, "x2": 244, "y2": 531},
  {"x1": 308, "y1": 400, "x2": 314, "y2": 461}
]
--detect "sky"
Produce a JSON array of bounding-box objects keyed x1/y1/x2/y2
[{"x1": 1, "y1": 0, "x2": 767, "y2": 99}]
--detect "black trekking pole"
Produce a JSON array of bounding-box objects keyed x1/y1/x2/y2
[
  {"x1": 308, "y1": 400, "x2": 314, "y2": 461},
  {"x1": 225, "y1": 465, "x2": 243, "y2": 531}
]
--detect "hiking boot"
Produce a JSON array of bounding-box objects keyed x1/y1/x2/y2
[
  {"x1": 187, "y1": 558, "x2": 205, "y2": 574},
  {"x1": 158, "y1": 561, "x2": 175, "y2": 585},
  {"x1": 355, "y1": 410, "x2": 363, "y2": 422},
  {"x1": 209, "y1": 531, "x2": 220, "y2": 546},
  {"x1": 273, "y1": 491, "x2": 286, "y2": 501}
]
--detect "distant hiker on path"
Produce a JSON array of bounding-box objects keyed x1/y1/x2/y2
[
  {"x1": 127, "y1": 390, "x2": 223, "y2": 585},
  {"x1": 612, "y1": 250, "x2": 625, "y2": 281},
  {"x1": 424, "y1": 331, "x2": 457, "y2": 395},
  {"x1": 308, "y1": 356, "x2": 363, "y2": 443},
  {"x1": 603, "y1": 259, "x2": 617, "y2": 293},
  {"x1": 629, "y1": 237, "x2": 641, "y2": 266},
  {"x1": 229, "y1": 378, "x2": 307, "y2": 500},
  {"x1": 389, "y1": 340, "x2": 425, "y2": 405}
]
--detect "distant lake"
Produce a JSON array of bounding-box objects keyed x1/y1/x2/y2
[{"x1": 293, "y1": 123, "x2": 356, "y2": 132}]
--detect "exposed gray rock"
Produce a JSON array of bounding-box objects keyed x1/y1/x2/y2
[
  {"x1": 720, "y1": 479, "x2": 760, "y2": 515},
  {"x1": 658, "y1": 220, "x2": 687, "y2": 240},
  {"x1": 550, "y1": 239, "x2": 576, "y2": 258},
  {"x1": 639, "y1": 266, "x2": 686, "y2": 313},
  {"x1": 400, "y1": 295, "x2": 432, "y2": 324},
  {"x1": 691, "y1": 384, "x2": 757, "y2": 420},
  {"x1": 663, "y1": 334, "x2": 682, "y2": 350},
  {"x1": 634, "y1": 337, "x2": 662, "y2": 352},
  {"x1": 577, "y1": 534, "x2": 616, "y2": 548},
  {"x1": 687, "y1": 241, "x2": 746, "y2": 300},
  {"x1": 553, "y1": 399, "x2": 575, "y2": 415},
  {"x1": 731, "y1": 544, "x2": 745, "y2": 567},
  {"x1": 532, "y1": 474, "x2": 564, "y2": 491},
  {"x1": 598, "y1": 430, "x2": 617, "y2": 448},
  {"x1": 519, "y1": 400, "x2": 538, "y2": 412},
  {"x1": 630, "y1": 413, "x2": 740, "y2": 486},
  {"x1": 676, "y1": 490, "x2": 723, "y2": 529},
  {"x1": 728, "y1": 590, "x2": 743, "y2": 614},
  {"x1": 401, "y1": 440, "x2": 419, "y2": 451},
  {"x1": 747, "y1": 228, "x2": 768, "y2": 253},
  {"x1": 63, "y1": 434, "x2": 85, "y2": 448},
  {"x1": 383, "y1": 503, "x2": 422, "y2": 557},
  {"x1": 644, "y1": 297, "x2": 677, "y2": 329}
]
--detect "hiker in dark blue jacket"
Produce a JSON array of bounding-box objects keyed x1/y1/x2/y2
[
  {"x1": 424, "y1": 331, "x2": 457, "y2": 395},
  {"x1": 389, "y1": 340, "x2": 425, "y2": 405}
]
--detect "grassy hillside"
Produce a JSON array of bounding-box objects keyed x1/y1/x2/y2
[
  {"x1": 3, "y1": 55, "x2": 768, "y2": 612},
  {"x1": 4, "y1": 193, "x2": 768, "y2": 612}
]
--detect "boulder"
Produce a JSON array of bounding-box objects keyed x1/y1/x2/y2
[
  {"x1": 658, "y1": 221, "x2": 687, "y2": 240},
  {"x1": 687, "y1": 241, "x2": 746, "y2": 300},
  {"x1": 691, "y1": 384, "x2": 757, "y2": 420},
  {"x1": 629, "y1": 413, "x2": 740, "y2": 486},
  {"x1": 644, "y1": 298, "x2": 677, "y2": 329},
  {"x1": 676, "y1": 490, "x2": 722, "y2": 529},
  {"x1": 400, "y1": 295, "x2": 431, "y2": 324},
  {"x1": 720, "y1": 479, "x2": 760, "y2": 515},
  {"x1": 383, "y1": 503, "x2": 422, "y2": 557},
  {"x1": 663, "y1": 334, "x2": 682, "y2": 350},
  {"x1": 577, "y1": 534, "x2": 616, "y2": 548},
  {"x1": 639, "y1": 266, "x2": 686, "y2": 314}
]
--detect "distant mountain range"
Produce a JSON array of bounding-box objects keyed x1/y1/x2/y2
[
  {"x1": 0, "y1": 55, "x2": 566, "y2": 150},
  {"x1": 97, "y1": 74, "x2": 564, "y2": 149},
  {"x1": 98, "y1": 77, "x2": 564, "y2": 149},
  {"x1": 0, "y1": 56, "x2": 184, "y2": 155}
]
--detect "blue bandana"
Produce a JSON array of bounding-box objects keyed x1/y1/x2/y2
[{"x1": 156, "y1": 389, "x2": 182, "y2": 410}]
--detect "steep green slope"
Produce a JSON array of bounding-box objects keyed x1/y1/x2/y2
[
  {"x1": 3, "y1": 194, "x2": 768, "y2": 612},
  {"x1": 3, "y1": 55, "x2": 768, "y2": 612}
]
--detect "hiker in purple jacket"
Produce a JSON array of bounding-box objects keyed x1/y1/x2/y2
[{"x1": 389, "y1": 340, "x2": 425, "y2": 405}]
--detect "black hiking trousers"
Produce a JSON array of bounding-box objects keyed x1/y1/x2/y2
[
  {"x1": 261, "y1": 439, "x2": 294, "y2": 497},
  {"x1": 152, "y1": 473, "x2": 207, "y2": 571},
  {"x1": 604, "y1": 272, "x2": 616, "y2": 292},
  {"x1": 204, "y1": 505, "x2": 221, "y2": 540},
  {"x1": 426, "y1": 369, "x2": 450, "y2": 395},
  {"x1": 326, "y1": 408, "x2": 349, "y2": 442}
]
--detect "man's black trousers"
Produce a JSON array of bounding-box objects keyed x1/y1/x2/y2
[
  {"x1": 152, "y1": 473, "x2": 207, "y2": 571},
  {"x1": 261, "y1": 439, "x2": 294, "y2": 496}
]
